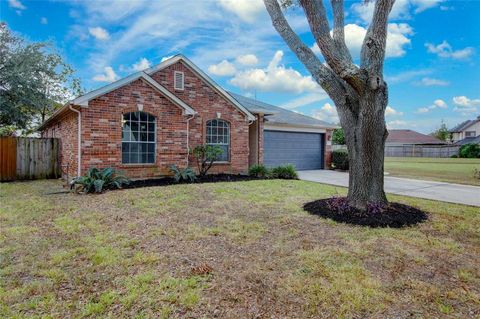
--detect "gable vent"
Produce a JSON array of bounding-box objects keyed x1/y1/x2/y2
[{"x1": 174, "y1": 71, "x2": 184, "y2": 90}]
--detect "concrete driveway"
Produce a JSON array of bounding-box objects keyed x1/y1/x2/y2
[{"x1": 298, "y1": 170, "x2": 480, "y2": 207}]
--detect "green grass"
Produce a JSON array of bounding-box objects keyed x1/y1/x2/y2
[
  {"x1": 385, "y1": 157, "x2": 480, "y2": 185},
  {"x1": 0, "y1": 179, "x2": 479, "y2": 318}
]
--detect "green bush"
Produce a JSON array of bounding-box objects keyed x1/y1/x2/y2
[
  {"x1": 170, "y1": 165, "x2": 197, "y2": 183},
  {"x1": 70, "y1": 167, "x2": 130, "y2": 194},
  {"x1": 332, "y1": 149, "x2": 349, "y2": 170},
  {"x1": 451, "y1": 154, "x2": 458, "y2": 158},
  {"x1": 270, "y1": 164, "x2": 298, "y2": 179},
  {"x1": 191, "y1": 144, "x2": 223, "y2": 176},
  {"x1": 248, "y1": 164, "x2": 269, "y2": 178},
  {"x1": 459, "y1": 143, "x2": 480, "y2": 158}
]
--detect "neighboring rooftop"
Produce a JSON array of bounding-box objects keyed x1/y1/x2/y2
[
  {"x1": 386, "y1": 129, "x2": 446, "y2": 145},
  {"x1": 449, "y1": 116, "x2": 480, "y2": 133},
  {"x1": 228, "y1": 91, "x2": 337, "y2": 129},
  {"x1": 454, "y1": 135, "x2": 480, "y2": 146}
]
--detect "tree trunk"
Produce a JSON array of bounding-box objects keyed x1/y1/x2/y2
[{"x1": 342, "y1": 87, "x2": 388, "y2": 210}]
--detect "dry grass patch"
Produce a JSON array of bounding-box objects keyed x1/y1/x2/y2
[{"x1": 0, "y1": 179, "x2": 479, "y2": 318}]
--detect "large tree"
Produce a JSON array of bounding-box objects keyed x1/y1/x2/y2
[
  {"x1": 0, "y1": 23, "x2": 82, "y2": 134},
  {"x1": 264, "y1": 0, "x2": 395, "y2": 209}
]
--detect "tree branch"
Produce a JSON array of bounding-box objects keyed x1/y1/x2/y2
[
  {"x1": 330, "y1": 0, "x2": 352, "y2": 61},
  {"x1": 360, "y1": 0, "x2": 394, "y2": 87},
  {"x1": 263, "y1": 0, "x2": 349, "y2": 106},
  {"x1": 299, "y1": 0, "x2": 363, "y2": 93}
]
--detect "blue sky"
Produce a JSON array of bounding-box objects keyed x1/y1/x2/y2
[{"x1": 1, "y1": 0, "x2": 479, "y2": 133}]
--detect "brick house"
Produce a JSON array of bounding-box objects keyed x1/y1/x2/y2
[{"x1": 39, "y1": 55, "x2": 336, "y2": 179}]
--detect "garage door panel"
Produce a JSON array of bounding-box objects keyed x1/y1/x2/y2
[{"x1": 264, "y1": 130, "x2": 324, "y2": 170}]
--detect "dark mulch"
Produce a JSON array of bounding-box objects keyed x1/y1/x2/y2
[
  {"x1": 303, "y1": 197, "x2": 428, "y2": 228},
  {"x1": 124, "y1": 174, "x2": 263, "y2": 189}
]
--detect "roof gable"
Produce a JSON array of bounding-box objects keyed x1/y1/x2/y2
[
  {"x1": 146, "y1": 55, "x2": 255, "y2": 121},
  {"x1": 72, "y1": 72, "x2": 195, "y2": 115}
]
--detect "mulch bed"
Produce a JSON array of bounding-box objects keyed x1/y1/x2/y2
[
  {"x1": 124, "y1": 174, "x2": 263, "y2": 189},
  {"x1": 303, "y1": 197, "x2": 428, "y2": 228}
]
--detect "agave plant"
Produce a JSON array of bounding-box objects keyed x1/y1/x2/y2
[
  {"x1": 70, "y1": 167, "x2": 130, "y2": 194},
  {"x1": 169, "y1": 165, "x2": 197, "y2": 183}
]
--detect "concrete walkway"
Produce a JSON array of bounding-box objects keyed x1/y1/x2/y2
[{"x1": 298, "y1": 170, "x2": 480, "y2": 207}]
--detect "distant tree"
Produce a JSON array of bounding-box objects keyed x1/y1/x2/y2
[
  {"x1": 263, "y1": 0, "x2": 396, "y2": 209},
  {"x1": 0, "y1": 23, "x2": 82, "y2": 134},
  {"x1": 332, "y1": 127, "x2": 345, "y2": 144},
  {"x1": 431, "y1": 121, "x2": 450, "y2": 142}
]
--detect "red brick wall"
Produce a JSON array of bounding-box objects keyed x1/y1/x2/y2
[
  {"x1": 80, "y1": 78, "x2": 189, "y2": 179},
  {"x1": 325, "y1": 129, "x2": 333, "y2": 169},
  {"x1": 150, "y1": 61, "x2": 250, "y2": 174},
  {"x1": 41, "y1": 111, "x2": 79, "y2": 179}
]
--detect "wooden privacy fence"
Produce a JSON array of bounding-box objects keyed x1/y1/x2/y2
[
  {"x1": 332, "y1": 144, "x2": 460, "y2": 158},
  {"x1": 0, "y1": 137, "x2": 60, "y2": 182},
  {"x1": 385, "y1": 145, "x2": 460, "y2": 158}
]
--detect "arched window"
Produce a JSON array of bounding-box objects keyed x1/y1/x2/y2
[
  {"x1": 206, "y1": 119, "x2": 230, "y2": 162},
  {"x1": 122, "y1": 112, "x2": 156, "y2": 164}
]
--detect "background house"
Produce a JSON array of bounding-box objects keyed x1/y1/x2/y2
[
  {"x1": 386, "y1": 129, "x2": 446, "y2": 147},
  {"x1": 450, "y1": 116, "x2": 480, "y2": 145}
]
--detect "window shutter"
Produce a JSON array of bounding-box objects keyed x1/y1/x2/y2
[{"x1": 174, "y1": 71, "x2": 184, "y2": 90}]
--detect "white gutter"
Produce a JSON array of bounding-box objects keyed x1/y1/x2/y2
[
  {"x1": 69, "y1": 105, "x2": 82, "y2": 177},
  {"x1": 186, "y1": 113, "x2": 196, "y2": 166}
]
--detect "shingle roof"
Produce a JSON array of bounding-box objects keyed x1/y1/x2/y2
[
  {"x1": 228, "y1": 92, "x2": 337, "y2": 129},
  {"x1": 449, "y1": 118, "x2": 479, "y2": 133},
  {"x1": 454, "y1": 135, "x2": 480, "y2": 146},
  {"x1": 386, "y1": 129, "x2": 446, "y2": 145}
]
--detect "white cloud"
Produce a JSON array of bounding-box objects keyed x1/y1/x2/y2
[
  {"x1": 415, "y1": 99, "x2": 448, "y2": 113},
  {"x1": 89, "y1": 27, "x2": 110, "y2": 40},
  {"x1": 312, "y1": 103, "x2": 339, "y2": 124},
  {"x1": 452, "y1": 96, "x2": 480, "y2": 114},
  {"x1": 352, "y1": 0, "x2": 442, "y2": 23},
  {"x1": 92, "y1": 66, "x2": 119, "y2": 82},
  {"x1": 411, "y1": 0, "x2": 444, "y2": 13},
  {"x1": 230, "y1": 51, "x2": 320, "y2": 93},
  {"x1": 161, "y1": 55, "x2": 174, "y2": 62},
  {"x1": 8, "y1": 0, "x2": 26, "y2": 10},
  {"x1": 385, "y1": 69, "x2": 431, "y2": 84},
  {"x1": 312, "y1": 23, "x2": 413, "y2": 59},
  {"x1": 40, "y1": 17, "x2": 48, "y2": 25},
  {"x1": 280, "y1": 92, "x2": 328, "y2": 110},
  {"x1": 131, "y1": 58, "x2": 151, "y2": 71},
  {"x1": 218, "y1": 0, "x2": 264, "y2": 23},
  {"x1": 387, "y1": 120, "x2": 408, "y2": 129},
  {"x1": 417, "y1": 77, "x2": 449, "y2": 86},
  {"x1": 208, "y1": 60, "x2": 237, "y2": 76},
  {"x1": 236, "y1": 54, "x2": 259, "y2": 66},
  {"x1": 425, "y1": 41, "x2": 474, "y2": 59},
  {"x1": 385, "y1": 106, "x2": 403, "y2": 117}
]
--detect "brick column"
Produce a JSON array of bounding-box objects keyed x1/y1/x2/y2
[{"x1": 324, "y1": 129, "x2": 333, "y2": 169}]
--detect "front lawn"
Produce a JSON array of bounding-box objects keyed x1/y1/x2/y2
[
  {"x1": 385, "y1": 157, "x2": 480, "y2": 185},
  {"x1": 1, "y1": 180, "x2": 479, "y2": 318}
]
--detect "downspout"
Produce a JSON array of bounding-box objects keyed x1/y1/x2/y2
[
  {"x1": 69, "y1": 104, "x2": 82, "y2": 177},
  {"x1": 186, "y1": 113, "x2": 196, "y2": 166}
]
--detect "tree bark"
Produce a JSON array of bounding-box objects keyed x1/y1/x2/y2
[
  {"x1": 342, "y1": 86, "x2": 389, "y2": 209},
  {"x1": 263, "y1": 0, "x2": 395, "y2": 210}
]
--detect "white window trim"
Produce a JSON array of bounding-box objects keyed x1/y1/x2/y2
[
  {"x1": 206, "y1": 119, "x2": 230, "y2": 162},
  {"x1": 174, "y1": 71, "x2": 184, "y2": 91},
  {"x1": 121, "y1": 112, "x2": 157, "y2": 165}
]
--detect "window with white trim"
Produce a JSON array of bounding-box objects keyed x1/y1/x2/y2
[
  {"x1": 465, "y1": 131, "x2": 476, "y2": 137},
  {"x1": 122, "y1": 112, "x2": 156, "y2": 164},
  {"x1": 174, "y1": 71, "x2": 184, "y2": 90},
  {"x1": 206, "y1": 119, "x2": 230, "y2": 162}
]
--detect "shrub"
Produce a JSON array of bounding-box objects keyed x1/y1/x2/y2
[
  {"x1": 451, "y1": 154, "x2": 458, "y2": 158},
  {"x1": 70, "y1": 167, "x2": 130, "y2": 194},
  {"x1": 170, "y1": 165, "x2": 197, "y2": 183},
  {"x1": 332, "y1": 149, "x2": 349, "y2": 170},
  {"x1": 459, "y1": 143, "x2": 480, "y2": 158},
  {"x1": 248, "y1": 164, "x2": 269, "y2": 178},
  {"x1": 474, "y1": 169, "x2": 480, "y2": 180},
  {"x1": 191, "y1": 144, "x2": 223, "y2": 176},
  {"x1": 271, "y1": 164, "x2": 298, "y2": 179}
]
